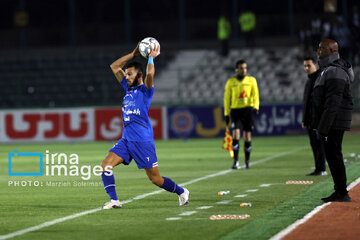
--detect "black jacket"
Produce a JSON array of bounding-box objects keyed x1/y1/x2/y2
[
  {"x1": 302, "y1": 70, "x2": 320, "y2": 128},
  {"x1": 311, "y1": 53, "x2": 354, "y2": 135}
]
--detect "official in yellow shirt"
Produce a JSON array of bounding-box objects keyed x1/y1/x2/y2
[{"x1": 224, "y1": 59, "x2": 259, "y2": 169}]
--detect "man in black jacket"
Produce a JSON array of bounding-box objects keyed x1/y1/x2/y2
[
  {"x1": 302, "y1": 56, "x2": 327, "y2": 176},
  {"x1": 312, "y1": 39, "x2": 354, "y2": 202}
]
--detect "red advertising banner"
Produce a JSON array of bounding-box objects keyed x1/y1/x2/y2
[
  {"x1": 149, "y1": 108, "x2": 163, "y2": 140},
  {"x1": 94, "y1": 107, "x2": 163, "y2": 140},
  {"x1": 0, "y1": 107, "x2": 164, "y2": 143},
  {"x1": 0, "y1": 108, "x2": 94, "y2": 142},
  {"x1": 94, "y1": 108, "x2": 123, "y2": 141}
]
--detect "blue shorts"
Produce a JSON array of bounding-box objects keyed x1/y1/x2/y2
[{"x1": 109, "y1": 138, "x2": 158, "y2": 169}]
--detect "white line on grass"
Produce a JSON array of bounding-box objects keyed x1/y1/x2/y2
[
  {"x1": 260, "y1": 184, "x2": 271, "y2": 187},
  {"x1": 0, "y1": 147, "x2": 305, "y2": 240},
  {"x1": 246, "y1": 189, "x2": 258, "y2": 192},
  {"x1": 248, "y1": 146, "x2": 307, "y2": 168},
  {"x1": 166, "y1": 217, "x2": 182, "y2": 221},
  {"x1": 196, "y1": 206, "x2": 213, "y2": 210},
  {"x1": 0, "y1": 208, "x2": 103, "y2": 240},
  {"x1": 179, "y1": 211, "x2": 198, "y2": 216},
  {"x1": 234, "y1": 194, "x2": 248, "y2": 198},
  {"x1": 268, "y1": 203, "x2": 331, "y2": 240},
  {"x1": 269, "y1": 177, "x2": 360, "y2": 240},
  {"x1": 216, "y1": 200, "x2": 233, "y2": 204}
]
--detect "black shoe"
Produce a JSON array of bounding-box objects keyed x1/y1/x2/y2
[
  {"x1": 306, "y1": 171, "x2": 327, "y2": 176},
  {"x1": 321, "y1": 192, "x2": 337, "y2": 202},
  {"x1": 245, "y1": 160, "x2": 250, "y2": 169},
  {"x1": 322, "y1": 192, "x2": 352, "y2": 202},
  {"x1": 306, "y1": 171, "x2": 317, "y2": 176},
  {"x1": 232, "y1": 160, "x2": 240, "y2": 170}
]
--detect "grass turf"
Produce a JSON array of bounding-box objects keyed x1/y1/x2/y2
[{"x1": 0, "y1": 134, "x2": 359, "y2": 240}]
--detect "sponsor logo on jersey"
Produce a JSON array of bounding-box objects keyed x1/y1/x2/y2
[
  {"x1": 239, "y1": 90, "x2": 247, "y2": 98},
  {"x1": 123, "y1": 108, "x2": 141, "y2": 116}
]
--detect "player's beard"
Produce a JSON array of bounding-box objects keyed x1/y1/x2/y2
[
  {"x1": 237, "y1": 74, "x2": 245, "y2": 81},
  {"x1": 130, "y1": 73, "x2": 141, "y2": 87}
]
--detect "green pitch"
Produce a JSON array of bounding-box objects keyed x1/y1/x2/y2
[{"x1": 1, "y1": 135, "x2": 360, "y2": 240}]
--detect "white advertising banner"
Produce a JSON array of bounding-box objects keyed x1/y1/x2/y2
[{"x1": 0, "y1": 108, "x2": 94, "y2": 142}]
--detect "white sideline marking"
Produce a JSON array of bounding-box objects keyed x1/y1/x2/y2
[
  {"x1": 260, "y1": 184, "x2": 271, "y2": 187},
  {"x1": 269, "y1": 177, "x2": 360, "y2": 240},
  {"x1": 249, "y1": 147, "x2": 307, "y2": 167},
  {"x1": 123, "y1": 189, "x2": 164, "y2": 203},
  {"x1": 269, "y1": 203, "x2": 331, "y2": 240},
  {"x1": 179, "y1": 211, "x2": 198, "y2": 216},
  {"x1": 166, "y1": 217, "x2": 182, "y2": 221},
  {"x1": 0, "y1": 208, "x2": 103, "y2": 240},
  {"x1": 246, "y1": 189, "x2": 258, "y2": 192},
  {"x1": 235, "y1": 194, "x2": 248, "y2": 198},
  {"x1": 179, "y1": 169, "x2": 232, "y2": 186},
  {"x1": 0, "y1": 147, "x2": 305, "y2": 240},
  {"x1": 196, "y1": 206, "x2": 213, "y2": 210},
  {"x1": 216, "y1": 200, "x2": 233, "y2": 204}
]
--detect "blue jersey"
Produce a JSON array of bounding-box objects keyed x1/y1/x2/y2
[{"x1": 120, "y1": 77, "x2": 154, "y2": 141}]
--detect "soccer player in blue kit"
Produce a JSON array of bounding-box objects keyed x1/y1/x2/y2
[{"x1": 101, "y1": 43, "x2": 189, "y2": 209}]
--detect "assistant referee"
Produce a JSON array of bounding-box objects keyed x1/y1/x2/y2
[{"x1": 224, "y1": 59, "x2": 260, "y2": 169}]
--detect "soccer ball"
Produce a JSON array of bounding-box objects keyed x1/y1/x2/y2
[{"x1": 139, "y1": 37, "x2": 160, "y2": 59}]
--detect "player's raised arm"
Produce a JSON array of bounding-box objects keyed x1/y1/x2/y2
[
  {"x1": 145, "y1": 45, "x2": 160, "y2": 89},
  {"x1": 110, "y1": 43, "x2": 141, "y2": 83}
]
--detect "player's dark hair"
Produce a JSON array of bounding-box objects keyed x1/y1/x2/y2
[
  {"x1": 125, "y1": 61, "x2": 143, "y2": 74},
  {"x1": 303, "y1": 56, "x2": 318, "y2": 64},
  {"x1": 235, "y1": 59, "x2": 246, "y2": 68}
]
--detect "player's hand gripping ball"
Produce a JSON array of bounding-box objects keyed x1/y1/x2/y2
[{"x1": 139, "y1": 37, "x2": 160, "y2": 59}]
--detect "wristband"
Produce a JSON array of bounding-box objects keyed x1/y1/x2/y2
[{"x1": 148, "y1": 56, "x2": 154, "y2": 65}]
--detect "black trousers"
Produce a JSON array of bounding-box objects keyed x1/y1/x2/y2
[
  {"x1": 324, "y1": 129, "x2": 348, "y2": 194},
  {"x1": 307, "y1": 128, "x2": 326, "y2": 172}
]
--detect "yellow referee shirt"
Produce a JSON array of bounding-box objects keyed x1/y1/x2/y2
[{"x1": 224, "y1": 75, "x2": 260, "y2": 116}]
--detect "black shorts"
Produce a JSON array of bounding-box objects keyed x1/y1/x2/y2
[{"x1": 230, "y1": 107, "x2": 254, "y2": 132}]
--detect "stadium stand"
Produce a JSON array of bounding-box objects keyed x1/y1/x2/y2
[
  {"x1": 0, "y1": 47, "x2": 174, "y2": 108},
  {"x1": 1, "y1": 46, "x2": 359, "y2": 108},
  {"x1": 159, "y1": 47, "x2": 308, "y2": 105}
]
